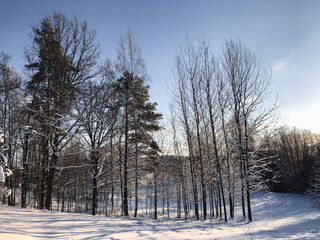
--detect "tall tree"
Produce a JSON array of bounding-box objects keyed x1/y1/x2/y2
[
  {"x1": 24, "y1": 12, "x2": 100, "y2": 210},
  {"x1": 199, "y1": 42, "x2": 227, "y2": 221},
  {"x1": 114, "y1": 30, "x2": 162, "y2": 217},
  {"x1": 76, "y1": 79, "x2": 118, "y2": 215},
  {"x1": 0, "y1": 52, "x2": 22, "y2": 205},
  {"x1": 172, "y1": 47, "x2": 200, "y2": 220},
  {"x1": 221, "y1": 39, "x2": 278, "y2": 221},
  {"x1": 113, "y1": 71, "x2": 162, "y2": 216}
]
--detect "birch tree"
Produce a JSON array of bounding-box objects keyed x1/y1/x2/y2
[{"x1": 221, "y1": 39, "x2": 278, "y2": 221}]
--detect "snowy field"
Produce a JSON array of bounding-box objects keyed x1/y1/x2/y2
[{"x1": 0, "y1": 192, "x2": 319, "y2": 240}]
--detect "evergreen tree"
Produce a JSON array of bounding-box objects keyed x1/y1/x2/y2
[
  {"x1": 24, "y1": 12, "x2": 100, "y2": 210},
  {"x1": 113, "y1": 71, "x2": 162, "y2": 216}
]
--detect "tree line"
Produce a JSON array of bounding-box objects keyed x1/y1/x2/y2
[
  {"x1": 168, "y1": 38, "x2": 320, "y2": 221},
  {"x1": 0, "y1": 12, "x2": 319, "y2": 222}
]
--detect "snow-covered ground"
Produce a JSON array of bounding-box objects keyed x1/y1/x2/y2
[{"x1": 0, "y1": 192, "x2": 319, "y2": 239}]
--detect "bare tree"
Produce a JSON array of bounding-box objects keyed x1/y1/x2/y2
[
  {"x1": 0, "y1": 52, "x2": 22, "y2": 205},
  {"x1": 169, "y1": 38, "x2": 278, "y2": 222},
  {"x1": 172, "y1": 40, "x2": 200, "y2": 220},
  {"x1": 76, "y1": 78, "x2": 118, "y2": 215},
  {"x1": 169, "y1": 104, "x2": 188, "y2": 220},
  {"x1": 221, "y1": 39, "x2": 278, "y2": 221},
  {"x1": 116, "y1": 29, "x2": 147, "y2": 78},
  {"x1": 199, "y1": 41, "x2": 227, "y2": 221}
]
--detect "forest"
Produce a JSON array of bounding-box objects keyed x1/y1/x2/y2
[{"x1": 0, "y1": 12, "x2": 319, "y2": 224}]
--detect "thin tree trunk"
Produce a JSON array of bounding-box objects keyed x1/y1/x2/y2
[
  {"x1": 166, "y1": 185, "x2": 170, "y2": 218},
  {"x1": 182, "y1": 182, "x2": 188, "y2": 221},
  {"x1": 244, "y1": 117, "x2": 252, "y2": 221},
  {"x1": 123, "y1": 100, "x2": 129, "y2": 216},
  {"x1": 110, "y1": 130, "x2": 114, "y2": 216},
  {"x1": 21, "y1": 125, "x2": 31, "y2": 208},
  {"x1": 220, "y1": 103, "x2": 234, "y2": 219},
  {"x1": 205, "y1": 74, "x2": 227, "y2": 222},
  {"x1": 92, "y1": 175, "x2": 97, "y2": 215},
  {"x1": 241, "y1": 160, "x2": 246, "y2": 219},
  {"x1": 134, "y1": 136, "x2": 138, "y2": 217},
  {"x1": 162, "y1": 182, "x2": 165, "y2": 215},
  {"x1": 61, "y1": 189, "x2": 65, "y2": 212},
  {"x1": 177, "y1": 183, "x2": 181, "y2": 219},
  {"x1": 154, "y1": 168, "x2": 157, "y2": 220},
  {"x1": 91, "y1": 149, "x2": 98, "y2": 216},
  {"x1": 214, "y1": 184, "x2": 219, "y2": 219}
]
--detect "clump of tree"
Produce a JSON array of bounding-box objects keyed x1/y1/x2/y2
[
  {"x1": 265, "y1": 127, "x2": 320, "y2": 193},
  {"x1": 0, "y1": 52, "x2": 21, "y2": 205},
  {"x1": 13, "y1": 14, "x2": 163, "y2": 218},
  {"x1": 307, "y1": 158, "x2": 320, "y2": 207},
  {"x1": 169, "y1": 38, "x2": 278, "y2": 222},
  {"x1": 263, "y1": 127, "x2": 320, "y2": 208}
]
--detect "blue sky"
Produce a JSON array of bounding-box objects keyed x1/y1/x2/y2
[{"x1": 1, "y1": 0, "x2": 320, "y2": 132}]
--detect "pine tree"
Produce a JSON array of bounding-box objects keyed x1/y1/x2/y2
[
  {"x1": 24, "y1": 12, "x2": 100, "y2": 210},
  {"x1": 114, "y1": 71, "x2": 162, "y2": 216}
]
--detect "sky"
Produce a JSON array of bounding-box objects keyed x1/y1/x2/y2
[{"x1": 1, "y1": 0, "x2": 320, "y2": 132}]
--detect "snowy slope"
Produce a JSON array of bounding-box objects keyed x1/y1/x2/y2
[{"x1": 0, "y1": 192, "x2": 319, "y2": 240}]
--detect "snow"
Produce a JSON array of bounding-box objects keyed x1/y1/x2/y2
[
  {"x1": 0, "y1": 192, "x2": 319, "y2": 239},
  {"x1": 0, "y1": 165, "x2": 12, "y2": 183},
  {"x1": 0, "y1": 166, "x2": 5, "y2": 182},
  {"x1": 0, "y1": 152, "x2": 9, "y2": 182},
  {"x1": 0, "y1": 153, "x2": 8, "y2": 165}
]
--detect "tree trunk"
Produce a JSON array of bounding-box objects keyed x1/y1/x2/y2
[
  {"x1": 176, "y1": 183, "x2": 181, "y2": 219},
  {"x1": 134, "y1": 146, "x2": 138, "y2": 217},
  {"x1": 44, "y1": 151, "x2": 58, "y2": 210},
  {"x1": 244, "y1": 117, "x2": 252, "y2": 222},
  {"x1": 110, "y1": 130, "x2": 114, "y2": 216},
  {"x1": 92, "y1": 175, "x2": 97, "y2": 215},
  {"x1": 166, "y1": 185, "x2": 170, "y2": 218},
  {"x1": 39, "y1": 135, "x2": 49, "y2": 209},
  {"x1": 154, "y1": 171, "x2": 157, "y2": 220},
  {"x1": 220, "y1": 107, "x2": 234, "y2": 219},
  {"x1": 91, "y1": 149, "x2": 99, "y2": 216},
  {"x1": 241, "y1": 160, "x2": 246, "y2": 219},
  {"x1": 61, "y1": 189, "x2": 65, "y2": 212},
  {"x1": 182, "y1": 182, "x2": 188, "y2": 221},
  {"x1": 21, "y1": 125, "x2": 30, "y2": 208},
  {"x1": 206, "y1": 82, "x2": 227, "y2": 222},
  {"x1": 191, "y1": 78, "x2": 207, "y2": 220},
  {"x1": 123, "y1": 100, "x2": 129, "y2": 216},
  {"x1": 162, "y1": 182, "x2": 165, "y2": 215}
]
